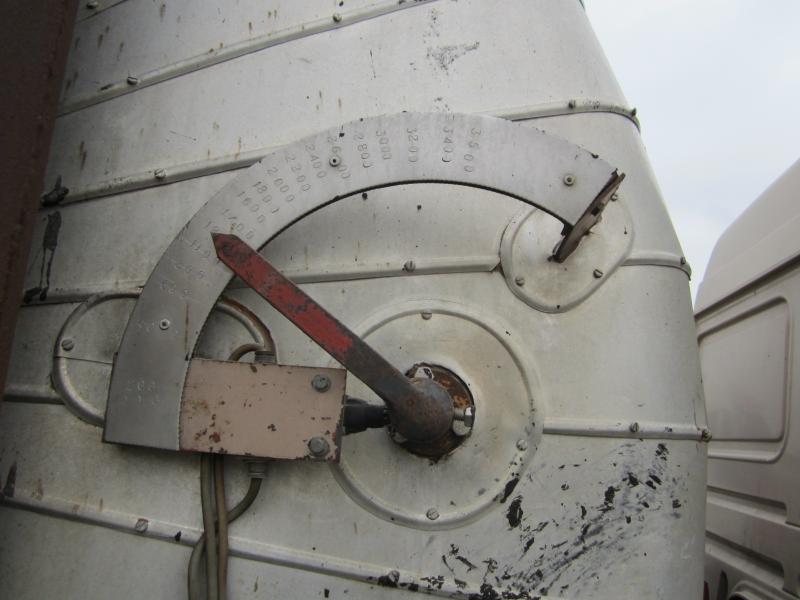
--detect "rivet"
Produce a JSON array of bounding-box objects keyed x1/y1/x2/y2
[
  {"x1": 680, "y1": 256, "x2": 687, "y2": 266},
  {"x1": 568, "y1": 99, "x2": 577, "y2": 109},
  {"x1": 631, "y1": 107, "x2": 638, "y2": 117},
  {"x1": 154, "y1": 168, "x2": 167, "y2": 180},
  {"x1": 514, "y1": 276, "x2": 525, "y2": 286},
  {"x1": 159, "y1": 318, "x2": 170, "y2": 330},
  {"x1": 86, "y1": 1, "x2": 99, "y2": 9},
  {"x1": 421, "y1": 310, "x2": 432, "y2": 320},
  {"x1": 426, "y1": 508, "x2": 439, "y2": 521},
  {"x1": 126, "y1": 75, "x2": 139, "y2": 85},
  {"x1": 629, "y1": 422, "x2": 640, "y2": 433},
  {"x1": 311, "y1": 374, "x2": 331, "y2": 392},
  {"x1": 516, "y1": 439, "x2": 528, "y2": 451},
  {"x1": 403, "y1": 260, "x2": 415, "y2": 272},
  {"x1": 308, "y1": 436, "x2": 330, "y2": 457},
  {"x1": 332, "y1": 13, "x2": 343, "y2": 23},
  {"x1": 329, "y1": 156, "x2": 341, "y2": 167},
  {"x1": 61, "y1": 338, "x2": 75, "y2": 351},
  {"x1": 611, "y1": 193, "x2": 619, "y2": 202},
  {"x1": 593, "y1": 269, "x2": 603, "y2": 279},
  {"x1": 563, "y1": 174, "x2": 576, "y2": 186},
  {"x1": 134, "y1": 518, "x2": 149, "y2": 533}
]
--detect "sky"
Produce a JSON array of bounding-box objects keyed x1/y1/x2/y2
[{"x1": 585, "y1": 0, "x2": 800, "y2": 301}]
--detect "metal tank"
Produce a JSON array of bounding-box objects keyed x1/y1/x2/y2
[{"x1": 0, "y1": 1, "x2": 707, "y2": 598}]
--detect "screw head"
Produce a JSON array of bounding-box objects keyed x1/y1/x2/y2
[
  {"x1": 516, "y1": 438, "x2": 528, "y2": 451},
  {"x1": 563, "y1": 174, "x2": 576, "y2": 186},
  {"x1": 593, "y1": 268, "x2": 604, "y2": 279},
  {"x1": 329, "y1": 156, "x2": 341, "y2": 167},
  {"x1": 403, "y1": 260, "x2": 415, "y2": 272},
  {"x1": 134, "y1": 518, "x2": 149, "y2": 533},
  {"x1": 159, "y1": 318, "x2": 170, "y2": 330},
  {"x1": 311, "y1": 374, "x2": 331, "y2": 392},
  {"x1": 421, "y1": 310, "x2": 432, "y2": 320},
  {"x1": 426, "y1": 508, "x2": 439, "y2": 521},
  {"x1": 154, "y1": 168, "x2": 167, "y2": 180},
  {"x1": 629, "y1": 422, "x2": 640, "y2": 433},
  {"x1": 308, "y1": 436, "x2": 330, "y2": 457},
  {"x1": 61, "y1": 338, "x2": 75, "y2": 351},
  {"x1": 332, "y1": 13, "x2": 343, "y2": 22},
  {"x1": 514, "y1": 276, "x2": 525, "y2": 286},
  {"x1": 126, "y1": 75, "x2": 139, "y2": 85}
]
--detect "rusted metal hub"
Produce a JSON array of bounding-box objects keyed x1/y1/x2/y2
[{"x1": 393, "y1": 363, "x2": 476, "y2": 458}]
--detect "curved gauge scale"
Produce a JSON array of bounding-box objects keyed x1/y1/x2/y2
[{"x1": 104, "y1": 112, "x2": 621, "y2": 451}]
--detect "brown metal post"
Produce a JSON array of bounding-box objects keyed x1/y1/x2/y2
[{"x1": 0, "y1": 0, "x2": 78, "y2": 401}]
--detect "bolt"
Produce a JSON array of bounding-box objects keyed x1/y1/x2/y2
[
  {"x1": 403, "y1": 260, "x2": 415, "y2": 272},
  {"x1": 134, "y1": 518, "x2": 149, "y2": 533},
  {"x1": 332, "y1": 13, "x2": 343, "y2": 23},
  {"x1": 311, "y1": 374, "x2": 331, "y2": 392},
  {"x1": 61, "y1": 338, "x2": 75, "y2": 351},
  {"x1": 700, "y1": 428, "x2": 712, "y2": 442},
  {"x1": 254, "y1": 350, "x2": 276, "y2": 365},
  {"x1": 154, "y1": 168, "x2": 167, "y2": 180},
  {"x1": 308, "y1": 436, "x2": 330, "y2": 457},
  {"x1": 426, "y1": 508, "x2": 439, "y2": 521},
  {"x1": 516, "y1": 439, "x2": 528, "y2": 451},
  {"x1": 563, "y1": 174, "x2": 576, "y2": 187},
  {"x1": 159, "y1": 318, "x2": 170, "y2": 330},
  {"x1": 514, "y1": 276, "x2": 525, "y2": 286},
  {"x1": 568, "y1": 99, "x2": 577, "y2": 109},
  {"x1": 611, "y1": 192, "x2": 619, "y2": 202},
  {"x1": 453, "y1": 406, "x2": 475, "y2": 429},
  {"x1": 126, "y1": 75, "x2": 139, "y2": 85},
  {"x1": 629, "y1": 422, "x2": 640, "y2": 433},
  {"x1": 421, "y1": 310, "x2": 432, "y2": 320},
  {"x1": 593, "y1": 269, "x2": 604, "y2": 279},
  {"x1": 86, "y1": 1, "x2": 99, "y2": 8},
  {"x1": 329, "y1": 156, "x2": 341, "y2": 167}
]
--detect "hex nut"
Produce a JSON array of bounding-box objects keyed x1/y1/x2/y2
[
  {"x1": 134, "y1": 518, "x2": 149, "y2": 533},
  {"x1": 61, "y1": 338, "x2": 75, "y2": 351},
  {"x1": 700, "y1": 428, "x2": 712, "y2": 442},
  {"x1": 629, "y1": 422, "x2": 640, "y2": 433},
  {"x1": 426, "y1": 508, "x2": 439, "y2": 521},
  {"x1": 329, "y1": 156, "x2": 341, "y2": 167},
  {"x1": 159, "y1": 318, "x2": 170, "y2": 330},
  {"x1": 563, "y1": 174, "x2": 576, "y2": 187},
  {"x1": 308, "y1": 436, "x2": 330, "y2": 457},
  {"x1": 311, "y1": 374, "x2": 331, "y2": 392},
  {"x1": 154, "y1": 168, "x2": 167, "y2": 180},
  {"x1": 403, "y1": 260, "x2": 416, "y2": 272}
]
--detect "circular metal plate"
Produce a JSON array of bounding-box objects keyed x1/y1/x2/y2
[
  {"x1": 105, "y1": 112, "x2": 616, "y2": 450},
  {"x1": 330, "y1": 300, "x2": 541, "y2": 530}
]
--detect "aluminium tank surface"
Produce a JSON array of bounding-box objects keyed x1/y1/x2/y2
[{"x1": 0, "y1": 1, "x2": 706, "y2": 598}]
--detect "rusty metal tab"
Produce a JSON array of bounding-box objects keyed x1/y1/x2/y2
[{"x1": 179, "y1": 358, "x2": 345, "y2": 461}]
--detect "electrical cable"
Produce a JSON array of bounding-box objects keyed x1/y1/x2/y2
[
  {"x1": 214, "y1": 456, "x2": 229, "y2": 600},
  {"x1": 201, "y1": 454, "x2": 219, "y2": 600},
  {"x1": 187, "y1": 477, "x2": 263, "y2": 600}
]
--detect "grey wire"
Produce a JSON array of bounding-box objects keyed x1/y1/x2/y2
[
  {"x1": 201, "y1": 454, "x2": 219, "y2": 600},
  {"x1": 188, "y1": 477, "x2": 263, "y2": 600}
]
